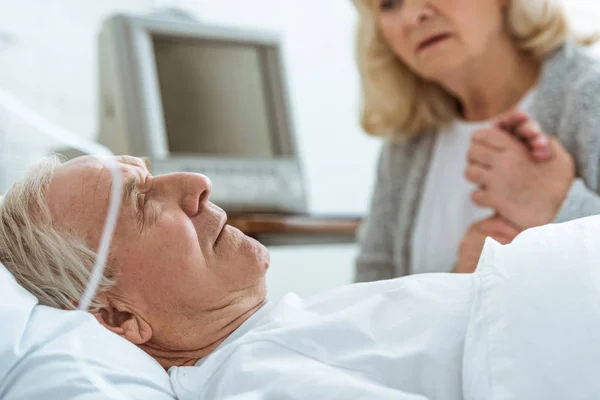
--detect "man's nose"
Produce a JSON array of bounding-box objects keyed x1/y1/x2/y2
[
  {"x1": 156, "y1": 173, "x2": 212, "y2": 217},
  {"x1": 181, "y1": 173, "x2": 212, "y2": 217}
]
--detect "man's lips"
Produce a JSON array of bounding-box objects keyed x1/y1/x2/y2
[{"x1": 417, "y1": 33, "x2": 452, "y2": 52}]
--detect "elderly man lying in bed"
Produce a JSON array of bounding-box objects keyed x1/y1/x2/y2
[{"x1": 1, "y1": 154, "x2": 600, "y2": 400}]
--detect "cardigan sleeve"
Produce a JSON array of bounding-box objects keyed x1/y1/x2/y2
[
  {"x1": 354, "y1": 143, "x2": 399, "y2": 282},
  {"x1": 552, "y1": 61, "x2": 600, "y2": 223}
]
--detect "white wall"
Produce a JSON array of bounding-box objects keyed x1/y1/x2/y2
[
  {"x1": 565, "y1": 0, "x2": 600, "y2": 33},
  {"x1": 0, "y1": 0, "x2": 161, "y2": 191}
]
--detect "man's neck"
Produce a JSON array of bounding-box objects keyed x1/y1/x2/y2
[{"x1": 143, "y1": 298, "x2": 268, "y2": 370}]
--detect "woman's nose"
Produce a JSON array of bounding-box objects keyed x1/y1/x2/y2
[{"x1": 403, "y1": 1, "x2": 434, "y2": 29}]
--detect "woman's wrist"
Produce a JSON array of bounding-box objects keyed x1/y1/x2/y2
[
  {"x1": 533, "y1": 171, "x2": 576, "y2": 227},
  {"x1": 546, "y1": 177, "x2": 575, "y2": 224}
]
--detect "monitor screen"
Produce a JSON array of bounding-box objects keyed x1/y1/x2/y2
[{"x1": 153, "y1": 35, "x2": 276, "y2": 158}]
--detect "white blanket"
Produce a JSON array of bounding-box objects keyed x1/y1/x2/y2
[
  {"x1": 170, "y1": 216, "x2": 600, "y2": 400},
  {"x1": 170, "y1": 274, "x2": 473, "y2": 400}
]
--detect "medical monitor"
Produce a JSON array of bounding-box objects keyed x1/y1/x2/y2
[{"x1": 98, "y1": 10, "x2": 306, "y2": 214}]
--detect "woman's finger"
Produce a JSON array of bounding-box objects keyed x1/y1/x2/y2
[
  {"x1": 465, "y1": 164, "x2": 490, "y2": 186},
  {"x1": 495, "y1": 109, "x2": 530, "y2": 132},
  {"x1": 531, "y1": 147, "x2": 552, "y2": 160},
  {"x1": 487, "y1": 234, "x2": 512, "y2": 245},
  {"x1": 471, "y1": 188, "x2": 493, "y2": 208},
  {"x1": 467, "y1": 143, "x2": 496, "y2": 169},
  {"x1": 514, "y1": 120, "x2": 553, "y2": 160},
  {"x1": 472, "y1": 127, "x2": 518, "y2": 151},
  {"x1": 479, "y1": 218, "x2": 521, "y2": 240},
  {"x1": 471, "y1": 219, "x2": 513, "y2": 245},
  {"x1": 514, "y1": 120, "x2": 541, "y2": 141}
]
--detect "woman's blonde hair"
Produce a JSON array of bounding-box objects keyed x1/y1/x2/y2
[
  {"x1": 354, "y1": 0, "x2": 592, "y2": 139},
  {"x1": 0, "y1": 156, "x2": 115, "y2": 312}
]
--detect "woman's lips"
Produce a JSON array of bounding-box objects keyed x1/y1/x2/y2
[{"x1": 417, "y1": 33, "x2": 452, "y2": 52}]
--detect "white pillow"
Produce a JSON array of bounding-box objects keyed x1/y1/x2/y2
[
  {"x1": 463, "y1": 216, "x2": 600, "y2": 400},
  {"x1": 0, "y1": 261, "x2": 38, "y2": 381},
  {"x1": 0, "y1": 263, "x2": 176, "y2": 399}
]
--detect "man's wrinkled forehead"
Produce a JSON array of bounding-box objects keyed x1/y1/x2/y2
[
  {"x1": 76, "y1": 155, "x2": 148, "y2": 174},
  {"x1": 64, "y1": 154, "x2": 148, "y2": 185},
  {"x1": 118, "y1": 155, "x2": 150, "y2": 170},
  {"x1": 46, "y1": 155, "x2": 148, "y2": 232}
]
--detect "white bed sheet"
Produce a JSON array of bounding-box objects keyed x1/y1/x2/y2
[
  {"x1": 172, "y1": 216, "x2": 600, "y2": 400},
  {"x1": 170, "y1": 274, "x2": 474, "y2": 400}
]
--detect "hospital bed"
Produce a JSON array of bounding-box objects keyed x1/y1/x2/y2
[{"x1": 5, "y1": 190, "x2": 600, "y2": 399}]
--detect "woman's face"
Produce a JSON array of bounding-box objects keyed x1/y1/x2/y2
[{"x1": 375, "y1": 0, "x2": 509, "y2": 81}]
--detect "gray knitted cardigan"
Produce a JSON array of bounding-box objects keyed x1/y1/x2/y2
[{"x1": 355, "y1": 41, "x2": 600, "y2": 282}]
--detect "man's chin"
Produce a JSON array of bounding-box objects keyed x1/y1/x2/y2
[
  {"x1": 249, "y1": 236, "x2": 270, "y2": 271},
  {"x1": 229, "y1": 225, "x2": 270, "y2": 270}
]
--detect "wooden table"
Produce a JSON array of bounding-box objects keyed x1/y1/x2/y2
[{"x1": 227, "y1": 214, "x2": 363, "y2": 246}]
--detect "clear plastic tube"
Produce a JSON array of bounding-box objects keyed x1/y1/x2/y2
[{"x1": 0, "y1": 89, "x2": 132, "y2": 399}]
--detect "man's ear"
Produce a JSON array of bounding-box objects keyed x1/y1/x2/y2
[{"x1": 92, "y1": 293, "x2": 153, "y2": 345}]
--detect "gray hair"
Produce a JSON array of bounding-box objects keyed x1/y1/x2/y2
[{"x1": 0, "y1": 155, "x2": 115, "y2": 311}]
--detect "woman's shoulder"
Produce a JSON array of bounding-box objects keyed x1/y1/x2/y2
[
  {"x1": 568, "y1": 43, "x2": 600, "y2": 88},
  {"x1": 535, "y1": 41, "x2": 600, "y2": 132},
  {"x1": 541, "y1": 41, "x2": 600, "y2": 97}
]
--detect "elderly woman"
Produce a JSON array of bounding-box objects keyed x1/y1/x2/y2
[{"x1": 353, "y1": 0, "x2": 600, "y2": 280}]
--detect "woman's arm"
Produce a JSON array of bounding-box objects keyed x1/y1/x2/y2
[
  {"x1": 552, "y1": 71, "x2": 600, "y2": 223},
  {"x1": 553, "y1": 180, "x2": 600, "y2": 223},
  {"x1": 355, "y1": 143, "x2": 398, "y2": 283}
]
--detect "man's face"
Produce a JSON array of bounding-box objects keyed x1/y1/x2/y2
[{"x1": 45, "y1": 155, "x2": 269, "y2": 350}]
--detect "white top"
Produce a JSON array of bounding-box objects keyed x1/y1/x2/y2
[
  {"x1": 411, "y1": 90, "x2": 536, "y2": 274},
  {"x1": 169, "y1": 274, "x2": 473, "y2": 400}
]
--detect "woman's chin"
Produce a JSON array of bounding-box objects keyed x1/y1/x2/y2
[{"x1": 417, "y1": 58, "x2": 465, "y2": 83}]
